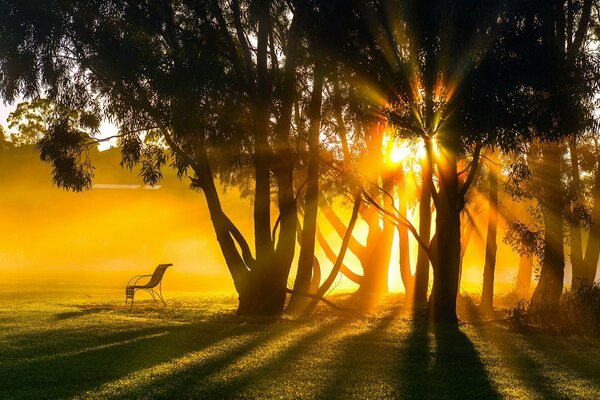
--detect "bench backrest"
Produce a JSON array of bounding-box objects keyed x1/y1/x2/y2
[{"x1": 145, "y1": 264, "x2": 172, "y2": 288}]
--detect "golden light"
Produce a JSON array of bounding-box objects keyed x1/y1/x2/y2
[
  {"x1": 389, "y1": 142, "x2": 412, "y2": 164},
  {"x1": 415, "y1": 141, "x2": 427, "y2": 160}
]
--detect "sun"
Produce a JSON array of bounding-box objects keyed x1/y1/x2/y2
[{"x1": 388, "y1": 143, "x2": 411, "y2": 164}]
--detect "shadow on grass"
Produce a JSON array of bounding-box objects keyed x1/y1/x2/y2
[
  {"x1": 315, "y1": 304, "x2": 501, "y2": 400},
  {"x1": 0, "y1": 315, "x2": 291, "y2": 400},
  {"x1": 470, "y1": 322, "x2": 564, "y2": 399},
  {"x1": 316, "y1": 305, "x2": 404, "y2": 399},
  {"x1": 54, "y1": 307, "x2": 114, "y2": 320},
  {"x1": 129, "y1": 317, "x2": 354, "y2": 399},
  {"x1": 518, "y1": 332, "x2": 600, "y2": 385},
  {"x1": 402, "y1": 322, "x2": 501, "y2": 400}
]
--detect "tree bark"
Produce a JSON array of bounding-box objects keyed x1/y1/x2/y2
[
  {"x1": 253, "y1": 3, "x2": 274, "y2": 263},
  {"x1": 413, "y1": 158, "x2": 432, "y2": 305},
  {"x1": 428, "y1": 137, "x2": 463, "y2": 323},
  {"x1": 305, "y1": 194, "x2": 362, "y2": 315},
  {"x1": 396, "y1": 164, "x2": 415, "y2": 302},
  {"x1": 358, "y1": 126, "x2": 393, "y2": 295},
  {"x1": 516, "y1": 252, "x2": 533, "y2": 299},
  {"x1": 531, "y1": 142, "x2": 565, "y2": 308},
  {"x1": 481, "y1": 155, "x2": 498, "y2": 313},
  {"x1": 581, "y1": 170, "x2": 600, "y2": 286},
  {"x1": 570, "y1": 139, "x2": 600, "y2": 290},
  {"x1": 288, "y1": 59, "x2": 324, "y2": 313}
]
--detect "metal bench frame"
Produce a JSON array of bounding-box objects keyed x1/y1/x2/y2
[{"x1": 125, "y1": 263, "x2": 172, "y2": 306}]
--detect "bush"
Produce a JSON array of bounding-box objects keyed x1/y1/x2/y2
[{"x1": 508, "y1": 280, "x2": 600, "y2": 336}]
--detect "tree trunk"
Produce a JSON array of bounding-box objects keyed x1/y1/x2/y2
[
  {"x1": 531, "y1": 142, "x2": 565, "y2": 308},
  {"x1": 288, "y1": 59, "x2": 324, "y2": 313},
  {"x1": 429, "y1": 204, "x2": 462, "y2": 323},
  {"x1": 305, "y1": 194, "x2": 362, "y2": 315},
  {"x1": 481, "y1": 155, "x2": 498, "y2": 313},
  {"x1": 360, "y1": 221, "x2": 392, "y2": 294},
  {"x1": 569, "y1": 138, "x2": 585, "y2": 290},
  {"x1": 254, "y1": 5, "x2": 274, "y2": 263},
  {"x1": 516, "y1": 251, "x2": 533, "y2": 299},
  {"x1": 571, "y1": 144, "x2": 600, "y2": 290},
  {"x1": 356, "y1": 124, "x2": 393, "y2": 296},
  {"x1": 581, "y1": 172, "x2": 600, "y2": 286},
  {"x1": 428, "y1": 138, "x2": 462, "y2": 323},
  {"x1": 458, "y1": 210, "x2": 475, "y2": 293},
  {"x1": 397, "y1": 164, "x2": 415, "y2": 302},
  {"x1": 413, "y1": 158, "x2": 432, "y2": 306}
]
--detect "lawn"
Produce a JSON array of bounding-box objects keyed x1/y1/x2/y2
[{"x1": 1, "y1": 289, "x2": 600, "y2": 400}]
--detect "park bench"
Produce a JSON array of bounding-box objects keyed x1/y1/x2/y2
[{"x1": 125, "y1": 263, "x2": 172, "y2": 306}]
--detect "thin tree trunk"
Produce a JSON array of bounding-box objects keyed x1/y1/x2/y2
[
  {"x1": 569, "y1": 138, "x2": 585, "y2": 290},
  {"x1": 581, "y1": 168, "x2": 600, "y2": 286},
  {"x1": 397, "y1": 164, "x2": 415, "y2": 301},
  {"x1": 316, "y1": 223, "x2": 365, "y2": 284},
  {"x1": 253, "y1": 4, "x2": 274, "y2": 264},
  {"x1": 305, "y1": 194, "x2": 362, "y2": 315},
  {"x1": 289, "y1": 59, "x2": 324, "y2": 312},
  {"x1": 413, "y1": 158, "x2": 432, "y2": 306},
  {"x1": 571, "y1": 139, "x2": 600, "y2": 290},
  {"x1": 458, "y1": 210, "x2": 475, "y2": 293},
  {"x1": 481, "y1": 155, "x2": 498, "y2": 313}
]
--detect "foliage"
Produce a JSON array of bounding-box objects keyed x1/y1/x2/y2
[
  {"x1": 503, "y1": 220, "x2": 543, "y2": 259},
  {"x1": 509, "y1": 281, "x2": 600, "y2": 336},
  {"x1": 0, "y1": 124, "x2": 11, "y2": 152},
  {"x1": 7, "y1": 98, "x2": 52, "y2": 146}
]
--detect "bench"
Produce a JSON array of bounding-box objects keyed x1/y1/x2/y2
[{"x1": 125, "y1": 263, "x2": 172, "y2": 306}]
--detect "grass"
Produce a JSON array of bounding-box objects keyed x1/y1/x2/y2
[{"x1": 1, "y1": 289, "x2": 600, "y2": 399}]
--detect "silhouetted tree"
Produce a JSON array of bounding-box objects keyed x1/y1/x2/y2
[{"x1": 0, "y1": 0, "x2": 313, "y2": 316}]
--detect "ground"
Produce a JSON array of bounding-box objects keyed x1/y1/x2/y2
[{"x1": 1, "y1": 289, "x2": 600, "y2": 400}]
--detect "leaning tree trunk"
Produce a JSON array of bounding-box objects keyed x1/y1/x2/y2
[
  {"x1": 305, "y1": 194, "x2": 362, "y2": 314},
  {"x1": 531, "y1": 142, "x2": 565, "y2": 308},
  {"x1": 481, "y1": 155, "x2": 499, "y2": 313}
]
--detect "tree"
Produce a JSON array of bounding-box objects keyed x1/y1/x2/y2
[
  {"x1": 524, "y1": 0, "x2": 597, "y2": 308},
  {"x1": 481, "y1": 151, "x2": 499, "y2": 313},
  {"x1": 7, "y1": 99, "x2": 52, "y2": 147},
  {"x1": 0, "y1": 0, "x2": 315, "y2": 316},
  {"x1": 0, "y1": 125, "x2": 10, "y2": 152},
  {"x1": 568, "y1": 132, "x2": 600, "y2": 291}
]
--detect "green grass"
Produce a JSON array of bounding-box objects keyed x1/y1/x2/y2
[{"x1": 1, "y1": 290, "x2": 600, "y2": 400}]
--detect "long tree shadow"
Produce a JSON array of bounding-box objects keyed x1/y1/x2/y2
[
  {"x1": 0, "y1": 316, "x2": 290, "y2": 400},
  {"x1": 113, "y1": 316, "x2": 353, "y2": 399},
  {"x1": 471, "y1": 322, "x2": 600, "y2": 399},
  {"x1": 468, "y1": 322, "x2": 559, "y2": 399},
  {"x1": 317, "y1": 304, "x2": 405, "y2": 399},
  {"x1": 518, "y1": 331, "x2": 600, "y2": 385},
  {"x1": 395, "y1": 320, "x2": 501, "y2": 400}
]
